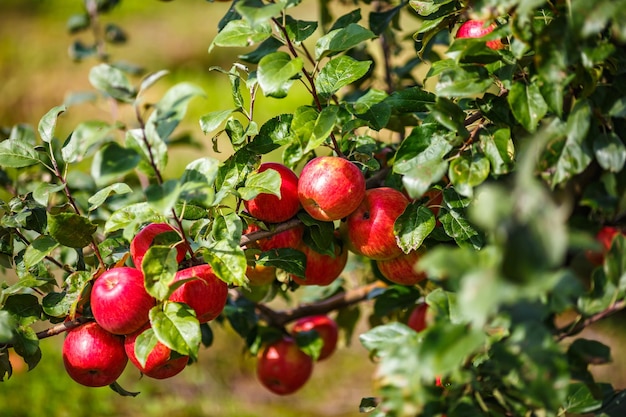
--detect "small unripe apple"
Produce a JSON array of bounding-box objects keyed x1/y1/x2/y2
[
  {"x1": 376, "y1": 249, "x2": 426, "y2": 286},
  {"x1": 298, "y1": 156, "x2": 366, "y2": 222},
  {"x1": 130, "y1": 223, "x2": 187, "y2": 269},
  {"x1": 91, "y1": 267, "x2": 155, "y2": 335},
  {"x1": 124, "y1": 325, "x2": 189, "y2": 379},
  {"x1": 169, "y1": 264, "x2": 228, "y2": 323},
  {"x1": 244, "y1": 162, "x2": 301, "y2": 223},
  {"x1": 246, "y1": 259, "x2": 277, "y2": 286},
  {"x1": 256, "y1": 336, "x2": 314, "y2": 395},
  {"x1": 291, "y1": 239, "x2": 348, "y2": 286},
  {"x1": 63, "y1": 321, "x2": 128, "y2": 387},
  {"x1": 343, "y1": 187, "x2": 409, "y2": 260},
  {"x1": 292, "y1": 315, "x2": 339, "y2": 361},
  {"x1": 456, "y1": 19, "x2": 504, "y2": 50},
  {"x1": 407, "y1": 303, "x2": 428, "y2": 333}
]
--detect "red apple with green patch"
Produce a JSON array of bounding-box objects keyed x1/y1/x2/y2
[
  {"x1": 124, "y1": 324, "x2": 189, "y2": 379},
  {"x1": 298, "y1": 156, "x2": 366, "y2": 222},
  {"x1": 62, "y1": 321, "x2": 128, "y2": 387},
  {"x1": 130, "y1": 222, "x2": 187, "y2": 270},
  {"x1": 244, "y1": 162, "x2": 301, "y2": 223},
  {"x1": 169, "y1": 264, "x2": 228, "y2": 323},
  {"x1": 256, "y1": 336, "x2": 314, "y2": 395},
  {"x1": 407, "y1": 303, "x2": 429, "y2": 333},
  {"x1": 91, "y1": 266, "x2": 155, "y2": 335},
  {"x1": 292, "y1": 315, "x2": 339, "y2": 361},
  {"x1": 343, "y1": 187, "x2": 409, "y2": 261}
]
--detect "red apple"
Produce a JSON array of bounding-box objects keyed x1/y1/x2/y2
[
  {"x1": 244, "y1": 223, "x2": 305, "y2": 252},
  {"x1": 244, "y1": 162, "x2": 301, "y2": 223},
  {"x1": 62, "y1": 321, "x2": 128, "y2": 387},
  {"x1": 585, "y1": 226, "x2": 624, "y2": 266},
  {"x1": 130, "y1": 222, "x2": 187, "y2": 269},
  {"x1": 291, "y1": 239, "x2": 348, "y2": 286},
  {"x1": 124, "y1": 324, "x2": 189, "y2": 379},
  {"x1": 343, "y1": 187, "x2": 409, "y2": 260},
  {"x1": 256, "y1": 336, "x2": 314, "y2": 395},
  {"x1": 298, "y1": 156, "x2": 366, "y2": 222},
  {"x1": 456, "y1": 19, "x2": 504, "y2": 50},
  {"x1": 91, "y1": 267, "x2": 155, "y2": 335},
  {"x1": 407, "y1": 303, "x2": 428, "y2": 333},
  {"x1": 376, "y1": 249, "x2": 426, "y2": 286},
  {"x1": 169, "y1": 264, "x2": 228, "y2": 323},
  {"x1": 291, "y1": 315, "x2": 339, "y2": 361}
]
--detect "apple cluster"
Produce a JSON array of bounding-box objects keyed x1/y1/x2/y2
[{"x1": 62, "y1": 223, "x2": 228, "y2": 387}]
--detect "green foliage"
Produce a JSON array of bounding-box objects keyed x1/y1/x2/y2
[{"x1": 1, "y1": 0, "x2": 626, "y2": 416}]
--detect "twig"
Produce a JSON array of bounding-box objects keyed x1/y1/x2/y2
[
  {"x1": 2, "y1": 317, "x2": 93, "y2": 349},
  {"x1": 555, "y1": 300, "x2": 626, "y2": 341}
]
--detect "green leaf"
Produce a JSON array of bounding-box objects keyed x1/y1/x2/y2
[
  {"x1": 146, "y1": 82, "x2": 205, "y2": 142},
  {"x1": 47, "y1": 212, "x2": 97, "y2": 249},
  {"x1": 551, "y1": 99, "x2": 593, "y2": 186},
  {"x1": 32, "y1": 183, "x2": 65, "y2": 207},
  {"x1": 235, "y1": 0, "x2": 284, "y2": 28},
  {"x1": 247, "y1": 114, "x2": 294, "y2": 154},
  {"x1": 315, "y1": 23, "x2": 376, "y2": 59},
  {"x1": 394, "y1": 204, "x2": 436, "y2": 253},
  {"x1": 239, "y1": 167, "x2": 281, "y2": 201},
  {"x1": 41, "y1": 271, "x2": 91, "y2": 318},
  {"x1": 369, "y1": 4, "x2": 403, "y2": 35},
  {"x1": 89, "y1": 63, "x2": 136, "y2": 102},
  {"x1": 315, "y1": 56, "x2": 372, "y2": 99},
  {"x1": 145, "y1": 179, "x2": 182, "y2": 215},
  {"x1": 448, "y1": 153, "x2": 491, "y2": 197},
  {"x1": 104, "y1": 202, "x2": 163, "y2": 241},
  {"x1": 285, "y1": 16, "x2": 318, "y2": 43},
  {"x1": 142, "y1": 246, "x2": 180, "y2": 301},
  {"x1": 150, "y1": 302, "x2": 201, "y2": 360},
  {"x1": 479, "y1": 127, "x2": 514, "y2": 175},
  {"x1": 0, "y1": 311, "x2": 16, "y2": 344},
  {"x1": 383, "y1": 86, "x2": 436, "y2": 114},
  {"x1": 91, "y1": 141, "x2": 141, "y2": 187},
  {"x1": 199, "y1": 109, "x2": 235, "y2": 134},
  {"x1": 38, "y1": 105, "x2": 66, "y2": 144},
  {"x1": 200, "y1": 213, "x2": 247, "y2": 287},
  {"x1": 11, "y1": 326, "x2": 41, "y2": 371},
  {"x1": 4, "y1": 294, "x2": 42, "y2": 326},
  {"x1": 134, "y1": 327, "x2": 159, "y2": 368},
  {"x1": 594, "y1": 132, "x2": 626, "y2": 173},
  {"x1": 359, "y1": 322, "x2": 414, "y2": 354},
  {"x1": 125, "y1": 128, "x2": 168, "y2": 176},
  {"x1": 0, "y1": 140, "x2": 41, "y2": 168},
  {"x1": 435, "y1": 65, "x2": 494, "y2": 98},
  {"x1": 23, "y1": 235, "x2": 59, "y2": 269},
  {"x1": 563, "y1": 383, "x2": 603, "y2": 414},
  {"x1": 507, "y1": 81, "x2": 548, "y2": 133},
  {"x1": 138, "y1": 69, "x2": 170, "y2": 95},
  {"x1": 257, "y1": 51, "x2": 303, "y2": 98},
  {"x1": 210, "y1": 19, "x2": 272, "y2": 52},
  {"x1": 62, "y1": 120, "x2": 115, "y2": 163},
  {"x1": 256, "y1": 248, "x2": 306, "y2": 277},
  {"x1": 88, "y1": 183, "x2": 133, "y2": 212},
  {"x1": 605, "y1": 235, "x2": 626, "y2": 291}
]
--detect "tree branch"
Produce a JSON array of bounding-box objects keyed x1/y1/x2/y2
[{"x1": 555, "y1": 300, "x2": 626, "y2": 342}]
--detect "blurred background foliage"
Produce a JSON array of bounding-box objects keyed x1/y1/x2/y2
[{"x1": 1, "y1": 1, "x2": 626, "y2": 416}]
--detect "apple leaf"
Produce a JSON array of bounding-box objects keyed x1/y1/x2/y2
[
  {"x1": 88, "y1": 183, "x2": 133, "y2": 212},
  {"x1": 360, "y1": 322, "x2": 414, "y2": 355},
  {"x1": 479, "y1": 127, "x2": 514, "y2": 176},
  {"x1": 257, "y1": 248, "x2": 307, "y2": 278},
  {"x1": 47, "y1": 212, "x2": 97, "y2": 249},
  {"x1": 315, "y1": 23, "x2": 376, "y2": 59},
  {"x1": 448, "y1": 153, "x2": 491, "y2": 197},
  {"x1": 91, "y1": 141, "x2": 141, "y2": 187},
  {"x1": 150, "y1": 302, "x2": 201, "y2": 361},
  {"x1": 134, "y1": 327, "x2": 159, "y2": 369},
  {"x1": 507, "y1": 81, "x2": 548, "y2": 133},
  {"x1": 563, "y1": 383, "x2": 604, "y2": 415},
  {"x1": 315, "y1": 56, "x2": 372, "y2": 99},
  {"x1": 109, "y1": 381, "x2": 140, "y2": 397},
  {"x1": 88, "y1": 63, "x2": 136, "y2": 102},
  {"x1": 238, "y1": 168, "x2": 281, "y2": 201},
  {"x1": 593, "y1": 132, "x2": 626, "y2": 173},
  {"x1": 147, "y1": 82, "x2": 206, "y2": 142},
  {"x1": 199, "y1": 213, "x2": 247, "y2": 287},
  {"x1": 37, "y1": 105, "x2": 66, "y2": 144},
  {"x1": 142, "y1": 246, "x2": 180, "y2": 301},
  {"x1": 104, "y1": 202, "x2": 164, "y2": 242},
  {"x1": 294, "y1": 330, "x2": 323, "y2": 361},
  {"x1": 285, "y1": 16, "x2": 318, "y2": 43},
  {"x1": 23, "y1": 235, "x2": 59, "y2": 270},
  {"x1": 209, "y1": 19, "x2": 272, "y2": 52},
  {"x1": 257, "y1": 51, "x2": 303, "y2": 98},
  {"x1": 0, "y1": 140, "x2": 42, "y2": 168},
  {"x1": 11, "y1": 326, "x2": 41, "y2": 371},
  {"x1": 383, "y1": 87, "x2": 436, "y2": 114},
  {"x1": 199, "y1": 109, "x2": 235, "y2": 135},
  {"x1": 145, "y1": 179, "x2": 182, "y2": 215},
  {"x1": 247, "y1": 114, "x2": 294, "y2": 154},
  {"x1": 394, "y1": 203, "x2": 436, "y2": 254}
]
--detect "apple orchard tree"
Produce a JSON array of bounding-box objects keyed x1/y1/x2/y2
[{"x1": 1, "y1": 0, "x2": 626, "y2": 415}]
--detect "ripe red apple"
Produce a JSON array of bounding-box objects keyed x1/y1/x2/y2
[
  {"x1": 169, "y1": 264, "x2": 228, "y2": 323},
  {"x1": 62, "y1": 321, "x2": 128, "y2": 387},
  {"x1": 244, "y1": 223, "x2": 305, "y2": 252},
  {"x1": 298, "y1": 156, "x2": 366, "y2": 222},
  {"x1": 376, "y1": 249, "x2": 426, "y2": 286},
  {"x1": 256, "y1": 336, "x2": 314, "y2": 395},
  {"x1": 456, "y1": 19, "x2": 504, "y2": 50},
  {"x1": 91, "y1": 267, "x2": 155, "y2": 335},
  {"x1": 407, "y1": 303, "x2": 428, "y2": 333},
  {"x1": 585, "y1": 226, "x2": 624, "y2": 266},
  {"x1": 292, "y1": 315, "x2": 339, "y2": 361},
  {"x1": 130, "y1": 222, "x2": 187, "y2": 269},
  {"x1": 124, "y1": 324, "x2": 189, "y2": 379},
  {"x1": 244, "y1": 162, "x2": 301, "y2": 223},
  {"x1": 291, "y1": 239, "x2": 348, "y2": 286},
  {"x1": 343, "y1": 187, "x2": 409, "y2": 260}
]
